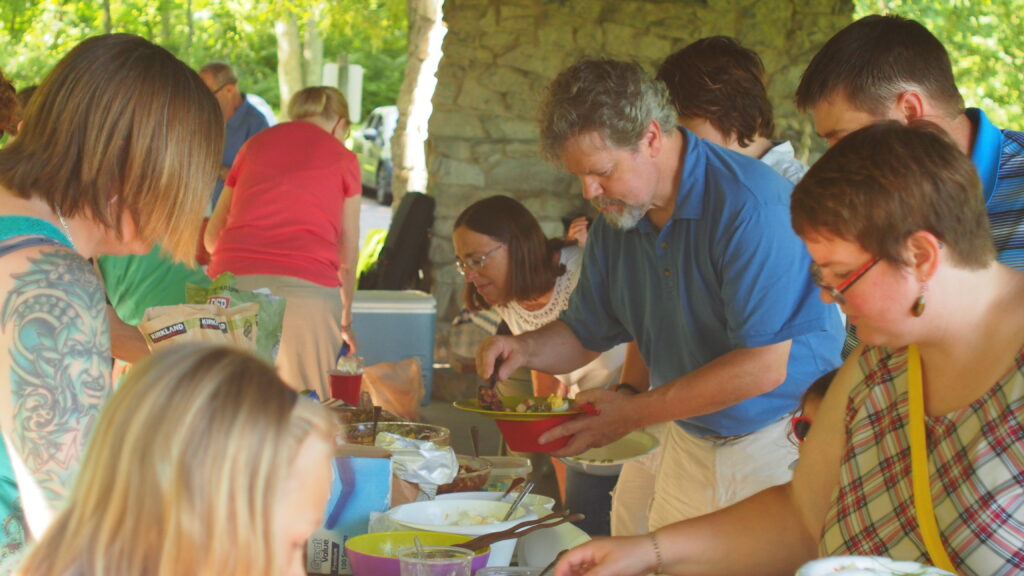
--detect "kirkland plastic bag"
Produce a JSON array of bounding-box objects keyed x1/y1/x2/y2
[
  {"x1": 186, "y1": 272, "x2": 285, "y2": 362},
  {"x1": 139, "y1": 302, "x2": 259, "y2": 352}
]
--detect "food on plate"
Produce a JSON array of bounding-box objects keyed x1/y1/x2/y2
[
  {"x1": 444, "y1": 510, "x2": 505, "y2": 526},
  {"x1": 343, "y1": 421, "x2": 451, "y2": 447},
  {"x1": 437, "y1": 456, "x2": 493, "y2": 494},
  {"x1": 478, "y1": 386, "x2": 505, "y2": 411},
  {"x1": 513, "y1": 394, "x2": 569, "y2": 413}
]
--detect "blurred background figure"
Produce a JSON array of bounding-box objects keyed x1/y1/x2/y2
[
  {"x1": 205, "y1": 86, "x2": 362, "y2": 399},
  {"x1": 198, "y1": 61, "x2": 270, "y2": 215},
  {"x1": 0, "y1": 33, "x2": 221, "y2": 559},
  {"x1": 453, "y1": 195, "x2": 628, "y2": 535},
  {"x1": 17, "y1": 344, "x2": 335, "y2": 576}
]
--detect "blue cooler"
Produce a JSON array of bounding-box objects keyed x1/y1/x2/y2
[{"x1": 351, "y1": 290, "x2": 436, "y2": 405}]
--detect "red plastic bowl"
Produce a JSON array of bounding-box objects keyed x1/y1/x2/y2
[{"x1": 495, "y1": 414, "x2": 576, "y2": 452}]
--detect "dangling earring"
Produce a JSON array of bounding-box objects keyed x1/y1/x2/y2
[{"x1": 911, "y1": 283, "x2": 928, "y2": 317}]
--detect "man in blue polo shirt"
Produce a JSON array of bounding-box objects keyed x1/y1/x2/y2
[
  {"x1": 199, "y1": 62, "x2": 269, "y2": 213},
  {"x1": 476, "y1": 58, "x2": 844, "y2": 532},
  {"x1": 796, "y1": 14, "x2": 1024, "y2": 356}
]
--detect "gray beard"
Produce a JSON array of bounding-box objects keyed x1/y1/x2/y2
[{"x1": 593, "y1": 198, "x2": 649, "y2": 230}]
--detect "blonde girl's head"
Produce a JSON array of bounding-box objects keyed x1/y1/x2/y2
[
  {"x1": 288, "y1": 86, "x2": 351, "y2": 138},
  {"x1": 19, "y1": 344, "x2": 337, "y2": 576}
]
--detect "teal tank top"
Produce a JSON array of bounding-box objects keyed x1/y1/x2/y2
[{"x1": 0, "y1": 215, "x2": 72, "y2": 559}]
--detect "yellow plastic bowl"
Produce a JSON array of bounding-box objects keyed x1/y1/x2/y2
[{"x1": 345, "y1": 531, "x2": 490, "y2": 576}]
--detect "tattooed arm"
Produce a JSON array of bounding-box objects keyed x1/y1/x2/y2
[{"x1": 0, "y1": 246, "x2": 112, "y2": 509}]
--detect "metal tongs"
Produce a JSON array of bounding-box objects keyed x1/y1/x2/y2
[{"x1": 458, "y1": 509, "x2": 586, "y2": 552}]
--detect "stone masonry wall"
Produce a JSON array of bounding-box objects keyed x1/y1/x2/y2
[{"x1": 427, "y1": 0, "x2": 854, "y2": 355}]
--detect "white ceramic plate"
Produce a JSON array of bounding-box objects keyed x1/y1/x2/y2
[
  {"x1": 435, "y1": 491, "x2": 556, "y2": 511},
  {"x1": 797, "y1": 556, "x2": 956, "y2": 575},
  {"x1": 559, "y1": 430, "x2": 659, "y2": 476}
]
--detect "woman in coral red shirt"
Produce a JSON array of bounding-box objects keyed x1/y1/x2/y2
[{"x1": 205, "y1": 86, "x2": 361, "y2": 398}]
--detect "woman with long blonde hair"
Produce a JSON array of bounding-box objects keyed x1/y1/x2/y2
[{"x1": 18, "y1": 344, "x2": 336, "y2": 576}]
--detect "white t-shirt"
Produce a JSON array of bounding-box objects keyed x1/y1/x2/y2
[
  {"x1": 760, "y1": 140, "x2": 808, "y2": 184},
  {"x1": 496, "y1": 245, "x2": 626, "y2": 397}
]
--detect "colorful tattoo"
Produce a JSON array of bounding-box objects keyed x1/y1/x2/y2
[{"x1": 1, "y1": 248, "x2": 111, "y2": 505}]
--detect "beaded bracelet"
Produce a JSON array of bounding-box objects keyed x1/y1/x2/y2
[{"x1": 649, "y1": 531, "x2": 663, "y2": 574}]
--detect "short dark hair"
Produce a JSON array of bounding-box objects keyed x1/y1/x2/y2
[
  {"x1": 791, "y1": 121, "x2": 994, "y2": 270},
  {"x1": 454, "y1": 195, "x2": 569, "y2": 312},
  {"x1": 657, "y1": 36, "x2": 774, "y2": 147},
  {"x1": 801, "y1": 368, "x2": 837, "y2": 410},
  {"x1": 795, "y1": 14, "x2": 964, "y2": 117},
  {"x1": 200, "y1": 61, "x2": 238, "y2": 86},
  {"x1": 539, "y1": 58, "x2": 676, "y2": 161}
]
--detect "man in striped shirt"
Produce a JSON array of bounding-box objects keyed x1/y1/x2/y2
[{"x1": 796, "y1": 14, "x2": 1024, "y2": 355}]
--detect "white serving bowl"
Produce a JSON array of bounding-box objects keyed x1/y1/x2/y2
[
  {"x1": 559, "y1": 430, "x2": 659, "y2": 476},
  {"x1": 797, "y1": 556, "x2": 956, "y2": 575},
  {"x1": 387, "y1": 499, "x2": 537, "y2": 567},
  {"x1": 435, "y1": 491, "x2": 556, "y2": 512}
]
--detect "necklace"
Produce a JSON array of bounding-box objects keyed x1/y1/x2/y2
[{"x1": 54, "y1": 206, "x2": 76, "y2": 249}]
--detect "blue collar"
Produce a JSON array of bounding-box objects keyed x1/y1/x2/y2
[
  {"x1": 634, "y1": 126, "x2": 706, "y2": 235},
  {"x1": 967, "y1": 108, "x2": 1002, "y2": 203}
]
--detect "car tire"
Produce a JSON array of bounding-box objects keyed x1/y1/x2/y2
[{"x1": 375, "y1": 163, "x2": 393, "y2": 206}]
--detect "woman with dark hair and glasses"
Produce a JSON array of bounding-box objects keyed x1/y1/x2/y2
[
  {"x1": 453, "y1": 194, "x2": 628, "y2": 535},
  {"x1": 554, "y1": 121, "x2": 1024, "y2": 576},
  {"x1": 205, "y1": 86, "x2": 362, "y2": 400}
]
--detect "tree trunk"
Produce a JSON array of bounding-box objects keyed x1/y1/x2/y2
[
  {"x1": 185, "y1": 0, "x2": 193, "y2": 59},
  {"x1": 159, "y1": 0, "x2": 173, "y2": 46},
  {"x1": 275, "y1": 14, "x2": 303, "y2": 115},
  {"x1": 391, "y1": 0, "x2": 445, "y2": 200},
  {"x1": 102, "y1": 0, "x2": 112, "y2": 33},
  {"x1": 303, "y1": 7, "x2": 324, "y2": 87}
]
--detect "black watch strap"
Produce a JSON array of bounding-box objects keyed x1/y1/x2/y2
[{"x1": 614, "y1": 382, "x2": 642, "y2": 395}]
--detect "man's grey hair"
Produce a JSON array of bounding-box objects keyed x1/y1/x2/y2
[
  {"x1": 199, "y1": 61, "x2": 238, "y2": 87},
  {"x1": 539, "y1": 58, "x2": 677, "y2": 161}
]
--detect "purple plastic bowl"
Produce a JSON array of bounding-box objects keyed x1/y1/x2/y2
[{"x1": 345, "y1": 531, "x2": 491, "y2": 576}]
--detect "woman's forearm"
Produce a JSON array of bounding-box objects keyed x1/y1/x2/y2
[{"x1": 656, "y1": 484, "x2": 816, "y2": 576}]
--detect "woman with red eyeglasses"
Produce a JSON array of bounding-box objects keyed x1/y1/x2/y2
[
  {"x1": 205, "y1": 86, "x2": 361, "y2": 399},
  {"x1": 554, "y1": 121, "x2": 1024, "y2": 576}
]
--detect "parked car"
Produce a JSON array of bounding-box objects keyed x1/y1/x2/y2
[{"x1": 353, "y1": 105, "x2": 398, "y2": 205}]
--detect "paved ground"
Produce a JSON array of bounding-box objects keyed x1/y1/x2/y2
[{"x1": 358, "y1": 192, "x2": 393, "y2": 249}]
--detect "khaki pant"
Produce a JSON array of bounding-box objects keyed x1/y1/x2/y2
[
  {"x1": 647, "y1": 418, "x2": 796, "y2": 531},
  {"x1": 234, "y1": 274, "x2": 341, "y2": 398},
  {"x1": 610, "y1": 423, "x2": 667, "y2": 536}
]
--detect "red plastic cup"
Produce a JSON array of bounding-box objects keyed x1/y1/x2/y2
[
  {"x1": 328, "y1": 370, "x2": 362, "y2": 405},
  {"x1": 495, "y1": 414, "x2": 576, "y2": 452}
]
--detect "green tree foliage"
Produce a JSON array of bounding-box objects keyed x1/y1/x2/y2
[
  {"x1": 857, "y1": 1, "x2": 1024, "y2": 128},
  {"x1": 0, "y1": 0, "x2": 407, "y2": 114}
]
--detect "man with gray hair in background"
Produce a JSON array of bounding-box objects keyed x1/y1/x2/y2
[
  {"x1": 476, "y1": 58, "x2": 843, "y2": 531},
  {"x1": 198, "y1": 62, "x2": 269, "y2": 213}
]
